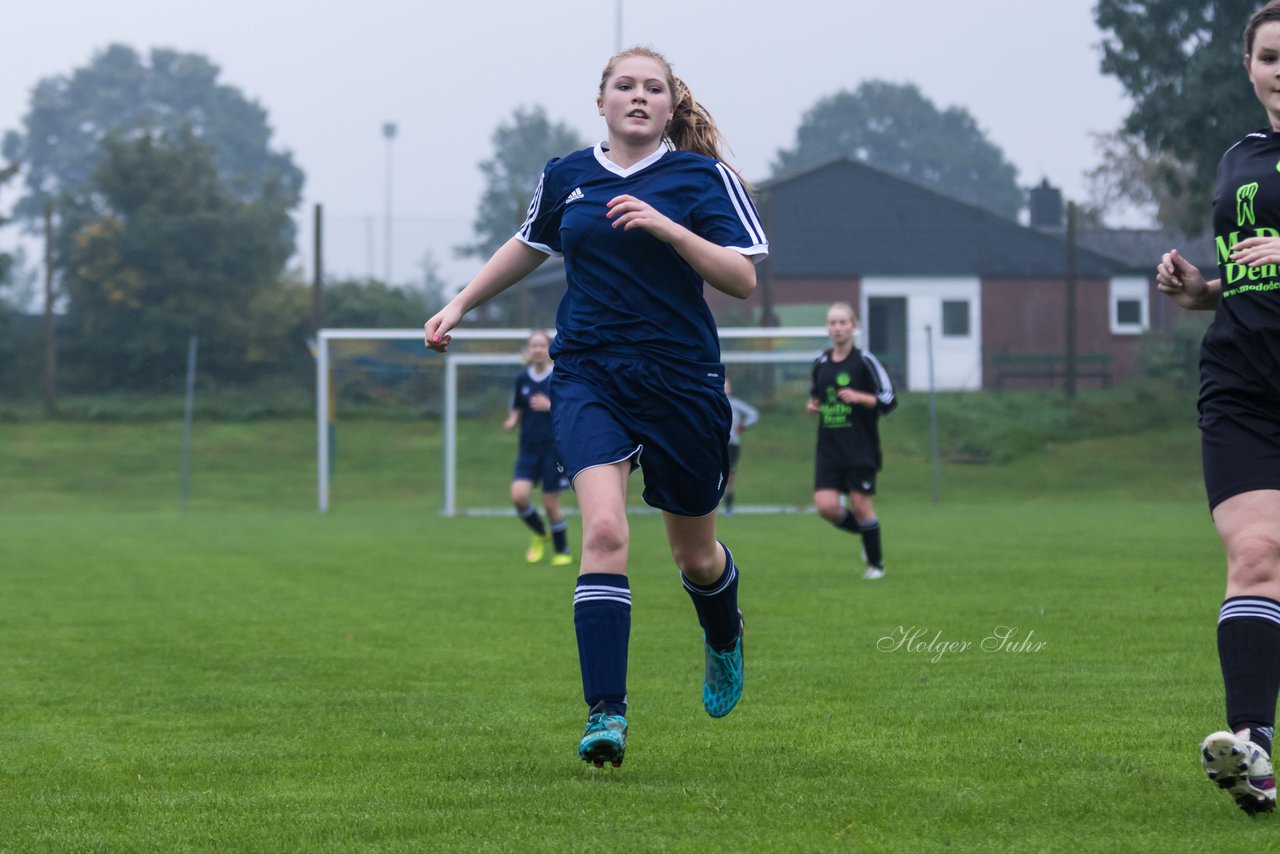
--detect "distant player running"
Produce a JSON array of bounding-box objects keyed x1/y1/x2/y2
[
  {"x1": 721, "y1": 376, "x2": 759, "y2": 515},
  {"x1": 425, "y1": 46, "x2": 767, "y2": 768},
  {"x1": 1156, "y1": 0, "x2": 1280, "y2": 816},
  {"x1": 504, "y1": 329, "x2": 572, "y2": 567},
  {"x1": 807, "y1": 302, "x2": 897, "y2": 579}
]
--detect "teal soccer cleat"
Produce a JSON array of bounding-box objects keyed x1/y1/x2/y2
[
  {"x1": 702, "y1": 614, "x2": 744, "y2": 718},
  {"x1": 578, "y1": 702, "x2": 628, "y2": 768}
]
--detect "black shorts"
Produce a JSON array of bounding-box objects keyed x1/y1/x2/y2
[
  {"x1": 1200, "y1": 391, "x2": 1280, "y2": 510},
  {"x1": 814, "y1": 457, "x2": 877, "y2": 495}
]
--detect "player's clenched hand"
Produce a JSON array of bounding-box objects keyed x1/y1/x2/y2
[
  {"x1": 528, "y1": 393, "x2": 551, "y2": 412},
  {"x1": 805, "y1": 398, "x2": 820, "y2": 415},
  {"x1": 606, "y1": 195, "x2": 680, "y2": 242},
  {"x1": 424, "y1": 305, "x2": 462, "y2": 352},
  {"x1": 1156, "y1": 249, "x2": 1214, "y2": 310}
]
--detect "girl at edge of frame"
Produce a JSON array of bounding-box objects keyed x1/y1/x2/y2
[
  {"x1": 1156, "y1": 0, "x2": 1280, "y2": 817},
  {"x1": 423, "y1": 45, "x2": 768, "y2": 768},
  {"x1": 503, "y1": 329, "x2": 573, "y2": 567},
  {"x1": 806, "y1": 302, "x2": 897, "y2": 580}
]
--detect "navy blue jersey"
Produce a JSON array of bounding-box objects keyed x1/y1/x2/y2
[
  {"x1": 518, "y1": 141, "x2": 768, "y2": 366},
  {"x1": 1205, "y1": 129, "x2": 1280, "y2": 400},
  {"x1": 510, "y1": 365, "x2": 555, "y2": 446}
]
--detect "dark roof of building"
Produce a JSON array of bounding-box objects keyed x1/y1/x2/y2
[
  {"x1": 1076, "y1": 227, "x2": 1216, "y2": 274},
  {"x1": 757, "y1": 158, "x2": 1142, "y2": 278}
]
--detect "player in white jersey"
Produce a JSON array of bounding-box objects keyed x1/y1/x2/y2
[
  {"x1": 721, "y1": 376, "x2": 759, "y2": 515},
  {"x1": 424, "y1": 46, "x2": 768, "y2": 768}
]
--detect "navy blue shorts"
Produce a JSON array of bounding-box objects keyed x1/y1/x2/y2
[
  {"x1": 551, "y1": 352, "x2": 731, "y2": 516},
  {"x1": 513, "y1": 440, "x2": 566, "y2": 493}
]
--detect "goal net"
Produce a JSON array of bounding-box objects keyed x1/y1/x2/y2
[{"x1": 315, "y1": 327, "x2": 831, "y2": 515}]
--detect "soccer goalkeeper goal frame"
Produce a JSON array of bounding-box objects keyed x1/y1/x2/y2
[{"x1": 315, "y1": 326, "x2": 830, "y2": 515}]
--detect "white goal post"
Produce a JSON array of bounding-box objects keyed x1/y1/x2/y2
[{"x1": 315, "y1": 326, "x2": 830, "y2": 515}]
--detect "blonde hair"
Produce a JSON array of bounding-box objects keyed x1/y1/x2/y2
[
  {"x1": 598, "y1": 46, "x2": 750, "y2": 189},
  {"x1": 522, "y1": 328, "x2": 552, "y2": 365},
  {"x1": 827, "y1": 301, "x2": 859, "y2": 327}
]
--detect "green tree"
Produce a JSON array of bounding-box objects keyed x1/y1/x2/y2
[
  {"x1": 772, "y1": 81, "x2": 1023, "y2": 219},
  {"x1": 59, "y1": 127, "x2": 303, "y2": 388},
  {"x1": 324, "y1": 279, "x2": 431, "y2": 329},
  {"x1": 2, "y1": 44, "x2": 303, "y2": 227},
  {"x1": 0, "y1": 161, "x2": 16, "y2": 288},
  {"x1": 458, "y1": 106, "x2": 588, "y2": 259},
  {"x1": 1096, "y1": 0, "x2": 1259, "y2": 235},
  {"x1": 1082, "y1": 130, "x2": 1200, "y2": 230}
]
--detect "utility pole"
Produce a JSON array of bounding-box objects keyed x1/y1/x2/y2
[
  {"x1": 312, "y1": 203, "x2": 324, "y2": 333},
  {"x1": 42, "y1": 199, "x2": 57, "y2": 415},
  {"x1": 1064, "y1": 201, "x2": 1078, "y2": 398}
]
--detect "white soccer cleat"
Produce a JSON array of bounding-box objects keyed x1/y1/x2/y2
[
  {"x1": 1201, "y1": 730, "x2": 1277, "y2": 816},
  {"x1": 863, "y1": 565, "x2": 885, "y2": 580}
]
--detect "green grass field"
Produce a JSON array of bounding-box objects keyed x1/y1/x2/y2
[{"x1": 1, "y1": 397, "x2": 1272, "y2": 851}]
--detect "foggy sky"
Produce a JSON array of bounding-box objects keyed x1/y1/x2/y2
[{"x1": 2, "y1": 0, "x2": 1140, "y2": 289}]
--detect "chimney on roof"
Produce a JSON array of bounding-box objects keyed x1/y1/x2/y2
[{"x1": 1028, "y1": 178, "x2": 1064, "y2": 232}]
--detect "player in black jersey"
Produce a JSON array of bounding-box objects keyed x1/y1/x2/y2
[
  {"x1": 807, "y1": 302, "x2": 897, "y2": 579},
  {"x1": 1156, "y1": 0, "x2": 1280, "y2": 816}
]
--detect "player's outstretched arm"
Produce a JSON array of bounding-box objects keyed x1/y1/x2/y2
[
  {"x1": 1156, "y1": 248, "x2": 1221, "y2": 311},
  {"x1": 425, "y1": 238, "x2": 548, "y2": 351}
]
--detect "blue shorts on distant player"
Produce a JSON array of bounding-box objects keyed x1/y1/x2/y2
[
  {"x1": 551, "y1": 350, "x2": 731, "y2": 517},
  {"x1": 513, "y1": 438, "x2": 566, "y2": 493}
]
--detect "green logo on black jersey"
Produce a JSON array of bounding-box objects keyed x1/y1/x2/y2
[
  {"x1": 1237, "y1": 182, "x2": 1259, "y2": 227},
  {"x1": 1217, "y1": 226, "x2": 1280, "y2": 295},
  {"x1": 836, "y1": 371, "x2": 851, "y2": 386}
]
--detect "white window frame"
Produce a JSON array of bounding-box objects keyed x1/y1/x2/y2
[{"x1": 1109, "y1": 276, "x2": 1149, "y2": 335}]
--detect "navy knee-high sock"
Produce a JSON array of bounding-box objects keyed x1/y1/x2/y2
[
  {"x1": 1219, "y1": 597, "x2": 1280, "y2": 756},
  {"x1": 518, "y1": 505, "x2": 546, "y2": 536},
  {"x1": 833, "y1": 508, "x2": 861, "y2": 535},
  {"x1": 682, "y1": 542, "x2": 741, "y2": 653},
  {"x1": 574, "y1": 574, "x2": 630, "y2": 717},
  {"x1": 551, "y1": 518, "x2": 570, "y2": 554}
]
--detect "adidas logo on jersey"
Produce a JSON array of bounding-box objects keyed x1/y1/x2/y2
[{"x1": 566, "y1": 187, "x2": 585, "y2": 204}]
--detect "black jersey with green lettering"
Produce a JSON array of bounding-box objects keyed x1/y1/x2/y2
[
  {"x1": 810, "y1": 347, "x2": 897, "y2": 471},
  {"x1": 1204, "y1": 129, "x2": 1280, "y2": 400}
]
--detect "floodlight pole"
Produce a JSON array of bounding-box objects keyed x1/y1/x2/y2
[
  {"x1": 443, "y1": 354, "x2": 458, "y2": 517},
  {"x1": 383, "y1": 121, "x2": 397, "y2": 284}
]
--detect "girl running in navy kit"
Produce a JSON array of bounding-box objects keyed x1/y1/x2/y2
[
  {"x1": 808, "y1": 302, "x2": 896, "y2": 580},
  {"x1": 504, "y1": 329, "x2": 573, "y2": 566},
  {"x1": 424, "y1": 46, "x2": 767, "y2": 768},
  {"x1": 1157, "y1": 0, "x2": 1280, "y2": 816}
]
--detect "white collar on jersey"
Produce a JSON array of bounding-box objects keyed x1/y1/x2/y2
[
  {"x1": 594, "y1": 140, "x2": 671, "y2": 177},
  {"x1": 527, "y1": 364, "x2": 553, "y2": 382}
]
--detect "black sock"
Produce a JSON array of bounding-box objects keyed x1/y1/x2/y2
[
  {"x1": 834, "y1": 508, "x2": 861, "y2": 535},
  {"x1": 860, "y1": 517, "x2": 883, "y2": 568},
  {"x1": 551, "y1": 518, "x2": 569, "y2": 554},
  {"x1": 682, "y1": 542, "x2": 741, "y2": 652},
  {"x1": 1218, "y1": 597, "x2": 1280, "y2": 756},
  {"x1": 724, "y1": 492, "x2": 735, "y2": 512},
  {"x1": 518, "y1": 505, "x2": 546, "y2": 536}
]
